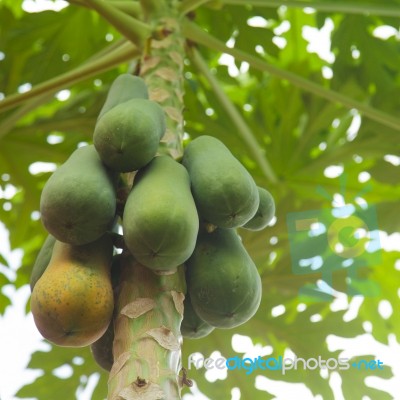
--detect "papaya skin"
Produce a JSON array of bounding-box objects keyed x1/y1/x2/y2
[
  {"x1": 186, "y1": 227, "x2": 262, "y2": 329},
  {"x1": 181, "y1": 293, "x2": 214, "y2": 339},
  {"x1": 40, "y1": 145, "x2": 117, "y2": 245},
  {"x1": 30, "y1": 234, "x2": 56, "y2": 292},
  {"x1": 243, "y1": 187, "x2": 275, "y2": 231},
  {"x1": 93, "y1": 99, "x2": 166, "y2": 172},
  {"x1": 182, "y1": 136, "x2": 259, "y2": 228},
  {"x1": 90, "y1": 254, "x2": 122, "y2": 371},
  {"x1": 123, "y1": 155, "x2": 199, "y2": 272},
  {"x1": 91, "y1": 320, "x2": 114, "y2": 371},
  {"x1": 98, "y1": 74, "x2": 149, "y2": 120},
  {"x1": 30, "y1": 235, "x2": 114, "y2": 347}
]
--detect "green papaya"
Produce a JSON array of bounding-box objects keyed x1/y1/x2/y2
[
  {"x1": 91, "y1": 320, "x2": 114, "y2": 371},
  {"x1": 182, "y1": 136, "x2": 259, "y2": 228},
  {"x1": 98, "y1": 74, "x2": 149, "y2": 120},
  {"x1": 243, "y1": 187, "x2": 275, "y2": 231},
  {"x1": 30, "y1": 234, "x2": 56, "y2": 291},
  {"x1": 123, "y1": 155, "x2": 199, "y2": 271},
  {"x1": 93, "y1": 98, "x2": 166, "y2": 172},
  {"x1": 90, "y1": 254, "x2": 122, "y2": 371},
  {"x1": 181, "y1": 293, "x2": 214, "y2": 339},
  {"x1": 186, "y1": 228, "x2": 261, "y2": 329},
  {"x1": 40, "y1": 145, "x2": 117, "y2": 245}
]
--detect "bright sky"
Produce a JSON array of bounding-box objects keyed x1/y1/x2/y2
[{"x1": 1, "y1": 1, "x2": 400, "y2": 399}]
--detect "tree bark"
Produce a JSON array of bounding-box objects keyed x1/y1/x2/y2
[
  {"x1": 140, "y1": 1, "x2": 186, "y2": 159},
  {"x1": 108, "y1": 256, "x2": 185, "y2": 399}
]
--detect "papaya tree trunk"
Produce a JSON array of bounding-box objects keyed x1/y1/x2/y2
[
  {"x1": 108, "y1": 1, "x2": 187, "y2": 399},
  {"x1": 108, "y1": 256, "x2": 186, "y2": 399},
  {"x1": 139, "y1": 1, "x2": 186, "y2": 159}
]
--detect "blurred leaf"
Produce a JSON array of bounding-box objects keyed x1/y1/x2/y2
[
  {"x1": 16, "y1": 345, "x2": 108, "y2": 399},
  {"x1": 0, "y1": 4, "x2": 114, "y2": 95},
  {"x1": 0, "y1": 272, "x2": 12, "y2": 313},
  {"x1": 0, "y1": 252, "x2": 9, "y2": 267}
]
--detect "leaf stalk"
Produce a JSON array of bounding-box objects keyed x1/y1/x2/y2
[
  {"x1": 81, "y1": 0, "x2": 152, "y2": 46},
  {"x1": 220, "y1": 0, "x2": 400, "y2": 18},
  {"x1": 180, "y1": 0, "x2": 212, "y2": 14},
  {"x1": 183, "y1": 20, "x2": 400, "y2": 132},
  {"x1": 0, "y1": 41, "x2": 139, "y2": 115}
]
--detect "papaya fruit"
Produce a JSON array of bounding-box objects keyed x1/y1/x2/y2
[
  {"x1": 243, "y1": 187, "x2": 275, "y2": 231},
  {"x1": 98, "y1": 74, "x2": 149, "y2": 120},
  {"x1": 90, "y1": 254, "x2": 122, "y2": 371},
  {"x1": 40, "y1": 145, "x2": 117, "y2": 245},
  {"x1": 182, "y1": 136, "x2": 259, "y2": 228},
  {"x1": 123, "y1": 155, "x2": 199, "y2": 272},
  {"x1": 93, "y1": 98, "x2": 166, "y2": 172},
  {"x1": 181, "y1": 293, "x2": 214, "y2": 339},
  {"x1": 91, "y1": 318, "x2": 114, "y2": 371},
  {"x1": 30, "y1": 234, "x2": 114, "y2": 347},
  {"x1": 30, "y1": 234, "x2": 56, "y2": 291},
  {"x1": 186, "y1": 228, "x2": 262, "y2": 329}
]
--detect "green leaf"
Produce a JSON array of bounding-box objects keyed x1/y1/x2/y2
[
  {"x1": 0, "y1": 271, "x2": 12, "y2": 313},
  {"x1": 16, "y1": 345, "x2": 108, "y2": 399},
  {"x1": 0, "y1": 4, "x2": 113, "y2": 95},
  {"x1": 0, "y1": 252, "x2": 9, "y2": 267}
]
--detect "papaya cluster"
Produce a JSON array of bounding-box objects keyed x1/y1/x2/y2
[{"x1": 30, "y1": 74, "x2": 275, "y2": 370}]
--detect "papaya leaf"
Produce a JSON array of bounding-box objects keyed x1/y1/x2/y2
[
  {"x1": 0, "y1": 271, "x2": 12, "y2": 314},
  {"x1": 16, "y1": 345, "x2": 108, "y2": 399}
]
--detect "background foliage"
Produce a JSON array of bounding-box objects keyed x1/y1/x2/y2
[{"x1": 0, "y1": 0, "x2": 399, "y2": 399}]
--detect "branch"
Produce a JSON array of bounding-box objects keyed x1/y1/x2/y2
[
  {"x1": 189, "y1": 48, "x2": 278, "y2": 183},
  {"x1": 182, "y1": 20, "x2": 400, "y2": 132},
  {"x1": 180, "y1": 0, "x2": 212, "y2": 14},
  {"x1": 139, "y1": 0, "x2": 165, "y2": 18},
  {"x1": 80, "y1": 0, "x2": 152, "y2": 46},
  {"x1": 69, "y1": 0, "x2": 143, "y2": 18},
  {"x1": 110, "y1": 1, "x2": 142, "y2": 18},
  {"x1": 219, "y1": 0, "x2": 400, "y2": 18},
  {"x1": 0, "y1": 40, "x2": 140, "y2": 114}
]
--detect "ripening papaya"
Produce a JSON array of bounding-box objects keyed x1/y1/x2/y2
[
  {"x1": 243, "y1": 187, "x2": 275, "y2": 231},
  {"x1": 181, "y1": 293, "x2": 214, "y2": 339},
  {"x1": 30, "y1": 234, "x2": 56, "y2": 292},
  {"x1": 40, "y1": 145, "x2": 117, "y2": 245},
  {"x1": 182, "y1": 136, "x2": 259, "y2": 228},
  {"x1": 30, "y1": 234, "x2": 114, "y2": 347},
  {"x1": 93, "y1": 98, "x2": 166, "y2": 172},
  {"x1": 186, "y1": 228, "x2": 262, "y2": 329},
  {"x1": 123, "y1": 155, "x2": 199, "y2": 272},
  {"x1": 98, "y1": 74, "x2": 149, "y2": 120}
]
